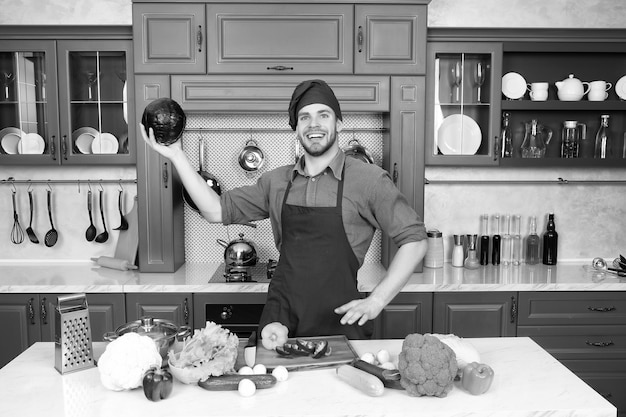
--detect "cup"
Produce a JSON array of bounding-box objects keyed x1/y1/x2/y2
[
  {"x1": 527, "y1": 82, "x2": 549, "y2": 101},
  {"x1": 588, "y1": 80, "x2": 612, "y2": 101}
]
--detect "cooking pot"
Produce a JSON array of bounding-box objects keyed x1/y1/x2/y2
[
  {"x1": 103, "y1": 316, "x2": 192, "y2": 358},
  {"x1": 183, "y1": 139, "x2": 222, "y2": 211},
  {"x1": 217, "y1": 232, "x2": 258, "y2": 267},
  {"x1": 342, "y1": 139, "x2": 374, "y2": 164},
  {"x1": 238, "y1": 139, "x2": 265, "y2": 172}
]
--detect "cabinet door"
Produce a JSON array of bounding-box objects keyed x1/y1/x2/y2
[
  {"x1": 433, "y1": 292, "x2": 517, "y2": 337},
  {"x1": 374, "y1": 293, "x2": 432, "y2": 339},
  {"x1": 133, "y1": 3, "x2": 206, "y2": 74},
  {"x1": 57, "y1": 40, "x2": 134, "y2": 165},
  {"x1": 0, "y1": 40, "x2": 60, "y2": 166},
  {"x1": 0, "y1": 294, "x2": 41, "y2": 368},
  {"x1": 207, "y1": 3, "x2": 352, "y2": 74},
  {"x1": 135, "y1": 75, "x2": 185, "y2": 272},
  {"x1": 425, "y1": 42, "x2": 503, "y2": 166},
  {"x1": 126, "y1": 293, "x2": 193, "y2": 328},
  {"x1": 354, "y1": 5, "x2": 427, "y2": 75}
]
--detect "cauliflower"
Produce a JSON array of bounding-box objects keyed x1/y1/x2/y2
[
  {"x1": 98, "y1": 333, "x2": 163, "y2": 391},
  {"x1": 397, "y1": 333, "x2": 458, "y2": 397}
]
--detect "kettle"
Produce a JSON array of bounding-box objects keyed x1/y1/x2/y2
[
  {"x1": 217, "y1": 233, "x2": 258, "y2": 267},
  {"x1": 555, "y1": 74, "x2": 590, "y2": 101}
]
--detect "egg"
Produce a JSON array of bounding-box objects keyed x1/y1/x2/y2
[
  {"x1": 238, "y1": 366, "x2": 254, "y2": 375},
  {"x1": 380, "y1": 361, "x2": 396, "y2": 370},
  {"x1": 238, "y1": 378, "x2": 256, "y2": 397},
  {"x1": 272, "y1": 365, "x2": 289, "y2": 382},
  {"x1": 253, "y1": 364, "x2": 267, "y2": 375},
  {"x1": 376, "y1": 349, "x2": 391, "y2": 364},
  {"x1": 360, "y1": 352, "x2": 376, "y2": 364}
]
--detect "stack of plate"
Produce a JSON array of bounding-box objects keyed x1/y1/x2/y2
[
  {"x1": 0, "y1": 127, "x2": 45, "y2": 154},
  {"x1": 72, "y1": 127, "x2": 119, "y2": 154},
  {"x1": 436, "y1": 114, "x2": 482, "y2": 155}
]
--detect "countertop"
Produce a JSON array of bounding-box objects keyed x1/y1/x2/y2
[
  {"x1": 0, "y1": 338, "x2": 616, "y2": 417},
  {"x1": 1, "y1": 260, "x2": 625, "y2": 293}
]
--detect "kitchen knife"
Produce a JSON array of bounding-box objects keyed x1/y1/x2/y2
[{"x1": 244, "y1": 330, "x2": 257, "y2": 368}]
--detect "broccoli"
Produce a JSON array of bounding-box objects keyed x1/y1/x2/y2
[{"x1": 397, "y1": 333, "x2": 458, "y2": 397}]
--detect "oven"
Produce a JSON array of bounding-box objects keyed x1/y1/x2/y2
[{"x1": 193, "y1": 292, "x2": 267, "y2": 338}]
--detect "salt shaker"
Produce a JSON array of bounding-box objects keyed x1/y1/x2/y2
[
  {"x1": 424, "y1": 229, "x2": 444, "y2": 268},
  {"x1": 452, "y1": 235, "x2": 465, "y2": 267}
]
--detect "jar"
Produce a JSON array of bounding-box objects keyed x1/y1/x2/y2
[{"x1": 424, "y1": 229, "x2": 444, "y2": 268}]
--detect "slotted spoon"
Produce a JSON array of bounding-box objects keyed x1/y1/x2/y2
[
  {"x1": 26, "y1": 190, "x2": 39, "y2": 244},
  {"x1": 44, "y1": 189, "x2": 58, "y2": 247}
]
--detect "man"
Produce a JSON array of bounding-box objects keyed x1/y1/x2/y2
[{"x1": 140, "y1": 79, "x2": 427, "y2": 345}]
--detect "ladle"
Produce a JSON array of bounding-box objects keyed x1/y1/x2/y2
[
  {"x1": 44, "y1": 189, "x2": 58, "y2": 247},
  {"x1": 95, "y1": 189, "x2": 109, "y2": 243},
  {"x1": 25, "y1": 190, "x2": 39, "y2": 244},
  {"x1": 592, "y1": 257, "x2": 626, "y2": 277},
  {"x1": 113, "y1": 189, "x2": 129, "y2": 231},
  {"x1": 85, "y1": 190, "x2": 96, "y2": 242}
]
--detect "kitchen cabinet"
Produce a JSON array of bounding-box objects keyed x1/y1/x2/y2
[
  {"x1": 193, "y1": 293, "x2": 267, "y2": 337},
  {"x1": 0, "y1": 293, "x2": 125, "y2": 369},
  {"x1": 426, "y1": 28, "x2": 626, "y2": 167},
  {"x1": 517, "y1": 291, "x2": 626, "y2": 414},
  {"x1": 433, "y1": 291, "x2": 517, "y2": 337},
  {"x1": 125, "y1": 293, "x2": 193, "y2": 328},
  {"x1": 0, "y1": 26, "x2": 134, "y2": 165},
  {"x1": 373, "y1": 292, "x2": 432, "y2": 339}
]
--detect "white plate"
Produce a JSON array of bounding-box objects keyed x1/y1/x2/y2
[
  {"x1": 72, "y1": 127, "x2": 99, "y2": 154},
  {"x1": 0, "y1": 127, "x2": 24, "y2": 154},
  {"x1": 437, "y1": 114, "x2": 482, "y2": 155},
  {"x1": 91, "y1": 132, "x2": 119, "y2": 154},
  {"x1": 615, "y1": 75, "x2": 626, "y2": 100},
  {"x1": 502, "y1": 72, "x2": 527, "y2": 100},
  {"x1": 122, "y1": 81, "x2": 128, "y2": 124},
  {"x1": 17, "y1": 132, "x2": 45, "y2": 154}
]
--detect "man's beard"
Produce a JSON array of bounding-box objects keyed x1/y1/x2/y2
[{"x1": 298, "y1": 130, "x2": 337, "y2": 157}]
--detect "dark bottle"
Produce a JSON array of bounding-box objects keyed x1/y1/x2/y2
[
  {"x1": 479, "y1": 213, "x2": 490, "y2": 265},
  {"x1": 542, "y1": 213, "x2": 558, "y2": 265},
  {"x1": 491, "y1": 214, "x2": 501, "y2": 265}
]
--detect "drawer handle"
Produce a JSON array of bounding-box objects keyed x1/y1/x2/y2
[
  {"x1": 357, "y1": 26, "x2": 363, "y2": 53},
  {"x1": 585, "y1": 340, "x2": 614, "y2": 347},
  {"x1": 587, "y1": 306, "x2": 616, "y2": 312},
  {"x1": 197, "y1": 25, "x2": 203, "y2": 53},
  {"x1": 266, "y1": 66, "x2": 294, "y2": 71}
]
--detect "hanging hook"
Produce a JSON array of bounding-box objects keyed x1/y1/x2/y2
[
  {"x1": 118, "y1": 180, "x2": 123, "y2": 191},
  {"x1": 77, "y1": 179, "x2": 81, "y2": 194},
  {"x1": 10, "y1": 178, "x2": 16, "y2": 193},
  {"x1": 87, "y1": 182, "x2": 92, "y2": 192},
  {"x1": 27, "y1": 180, "x2": 33, "y2": 192},
  {"x1": 98, "y1": 181, "x2": 104, "y2": 191},
  {"x1": 46, "y1": 180, "x2": 52, "y2": 192}
]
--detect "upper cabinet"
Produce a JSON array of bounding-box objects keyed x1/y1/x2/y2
[
  {"x1": 0, "y1": 27, "x2": 134, "y2": 166},
  {"x1": 133, "y1": 1, "x2": 428, "y2": 75},
  {"x1": 425, "y1": 29, "x2": 626, "y2": 167}
]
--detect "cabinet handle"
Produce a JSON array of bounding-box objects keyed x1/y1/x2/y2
[
  {"x1": 357, "y1": 26, "x2": 363, "y2": 53},
  {"x1": 40, "y1": 297, "x2": 48, "y2": 325},
  {"x1": 61, "y1": 135, "x2": 68, "y2": 160},
  {"x1": 585, "y1": 340, "x2": 614, "y2": 347},
  {"x1": 197, "y1": 25, "x2": 203, "y2": 52},
  {"x1": 28, "y1": 298, "x2": 35, "y2": 325},
  {"x1": 162, "y1": 162, "x2": 169, "y2": 189},
  {"x1": 266, "y1": 66, "x2": 294, "y2": 71},
  {"x1": 49, "y1": 136, "x2": 56, "y2": 161},
  {"x1": 493, "y1": 136, "x2": 500, "y2": 161},
  {"x1": 587, "y1": 306, "x2": 615, "y2": 312},
  {"x1": 183, "y1": 298, "x2": 189, "y2": 325},
  {"x1": 510, "y1": 296, "x2": 517, "y2": 323},
  {"x1": 220, "y1": 305, "x2": 233, "y2": 320},
  {"x1": 392, "y1": 163, "x2": 398, "y2": 186}
]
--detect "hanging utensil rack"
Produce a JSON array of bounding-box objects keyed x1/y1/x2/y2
[
  {"x1": 424, "y1": 177, "x2": 626, "y2": 185},
  {"x1": 1, "y1": 178, "x2": 137, "y2": 186}
]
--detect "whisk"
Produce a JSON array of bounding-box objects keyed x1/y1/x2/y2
[{"x1": 11, "y1": 190, "x2": 24, "y2": 244}]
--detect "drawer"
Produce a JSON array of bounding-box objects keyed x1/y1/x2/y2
[
  {"x1": 518, "y1": 325, "x2": 626, "y2": 360},
  {"x1": 518, "y1": 292, "x2": 626, "y2": 326}
]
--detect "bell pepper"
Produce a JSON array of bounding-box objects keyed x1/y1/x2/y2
[
  {"x1": 142, "y1": 366, "x2": 174, "y2": 401},
  {"x1": 461, "y1": 362, "x2": 494, "y2": 395}
]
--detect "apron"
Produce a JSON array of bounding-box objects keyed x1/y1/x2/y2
[{"x1": 259, "y1": 166, "x2": 373, "y2": 339}]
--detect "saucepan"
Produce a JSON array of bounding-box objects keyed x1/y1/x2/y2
[
  {"x1": 238, "y1": 139, "x2": 265, "y2": 172},
  {"x1": 183, "y1": 139, "x2": 222, "y2": 211},
  {"x1": 342, "y1": 139, "x2": 374, "y2": 164}
]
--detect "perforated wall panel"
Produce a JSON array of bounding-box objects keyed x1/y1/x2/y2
[{"x1": 182, "y1": 113, "x2": 383, "y2": 264}]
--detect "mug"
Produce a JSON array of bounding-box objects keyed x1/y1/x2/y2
[
  {"x1": 527, "y1": 82, "x2": 549, "y2": 101},
  {"x1": 588, "y1": 80, "x2": 612, "y2": 101}
]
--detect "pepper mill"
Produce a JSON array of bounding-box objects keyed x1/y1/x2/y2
[{"x1": 452, "y1": 235, "x2": 465, "y2": 268}]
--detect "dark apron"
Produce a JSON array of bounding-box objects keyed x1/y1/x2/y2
[{"x1": 259, "y1": 166, "x2": 373, "y2": 339}]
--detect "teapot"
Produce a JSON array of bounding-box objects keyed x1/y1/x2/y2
[
  {"x1": 521, "y1": 119, "x2": 553, "y2": 158},
  {"x1": 555, "y1": 74, "x2": 590, "y2": 101},
  {"x1": 217, "y1": 233, "x2": 259, "y2": 267}
]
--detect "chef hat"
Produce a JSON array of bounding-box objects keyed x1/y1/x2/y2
[{"x1": 288, "y1": 79, "x2": 342, "y2": 130}]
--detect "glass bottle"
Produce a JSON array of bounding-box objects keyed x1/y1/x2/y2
[
  {"x1": 479, "y1": 214, "x2": 490, "y2": 265},
  {"x1": 594, "y1": 114, "x2": 612, "y2": 159},
  {"x1": 525, "y1": 215, "x2": 541, "y2": 265},
  {"x1": 464, "y1": 234, "x2": 481, "y2": 270},
  {"x1": 542, "y1": 213, "x2": 558, "y2": 265},
  {"x1": 501, "y1": 215, "x2": 512, "y2": 265},
  {"x1": 501, "y1": 112, "x2": 513, "y2": 158},
  {"x1": 512, "y1": 215, "x2": 522, "y2": 266},
  {"x1": 491, "y1": 214, "x2": 501, "y2": 265}
]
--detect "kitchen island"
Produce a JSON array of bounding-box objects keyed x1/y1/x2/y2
[{"x1": 0, "y1": 337, "x2": 615, "y2": 417}]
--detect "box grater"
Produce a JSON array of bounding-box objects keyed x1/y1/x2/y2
[{"x1": 54, "y1": 293, "x2": 95, "y2": 374}]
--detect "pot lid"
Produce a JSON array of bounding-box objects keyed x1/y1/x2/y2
[{"x1": 113, "y1": 316, "x2": 179, "y2": 341}]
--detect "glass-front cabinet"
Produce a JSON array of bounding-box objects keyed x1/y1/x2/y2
[
  {"x1": 0, "y1": 37, "x2": 133, "y2": 165},
  {"x1": 425, "y1": 42, "x2": 502, "y2": 166}
]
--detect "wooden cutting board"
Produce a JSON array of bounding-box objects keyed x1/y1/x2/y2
[{"x1": 237, "y1": 335, "x2": 358, "y2": 372}]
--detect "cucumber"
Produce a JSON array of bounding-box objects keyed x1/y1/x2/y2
[
  {"x1": 336, "y1": 364, "x2": 385, "y2": 397},
  {"x1": 198, "y1": 374, "x2": 277, "y2": 391}
]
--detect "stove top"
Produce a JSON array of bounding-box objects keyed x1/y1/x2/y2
[{"x1": 209, "y1": 261, "x2": 277, "y2": 283}]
